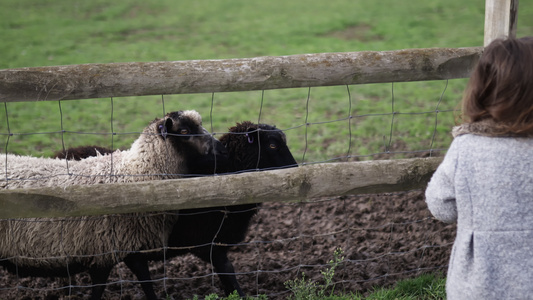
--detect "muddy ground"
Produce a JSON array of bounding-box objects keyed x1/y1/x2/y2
[{"x1": 0, "y1": 190, "x2": 456, "y2": 299}]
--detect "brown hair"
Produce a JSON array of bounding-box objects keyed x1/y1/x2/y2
[{"x1": 461, "y1": 36, "x2": 533, "y2": 134}]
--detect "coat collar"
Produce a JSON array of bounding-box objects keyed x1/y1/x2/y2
[{"x1": 452, "y1": 119, "x2": 533, "y2": 138}]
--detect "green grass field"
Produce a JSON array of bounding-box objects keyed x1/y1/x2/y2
[{"x1": 2, "y1": 0, "x2": 532, "y2": 161}]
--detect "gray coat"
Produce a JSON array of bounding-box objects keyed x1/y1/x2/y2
[{"x1": 425, "y1": 127, "x2": 533, "y2": 299}]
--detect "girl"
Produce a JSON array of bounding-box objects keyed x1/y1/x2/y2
[{"x1": 425, "y1": 36, "x2": 533, "y2": 299}]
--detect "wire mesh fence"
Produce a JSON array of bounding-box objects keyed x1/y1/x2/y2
[
  {"x1": 1, "y1": 191, "x2": 455, "y2": 299},
  {"x1": 0, "y1": 72, "x2": 461, "y2": 298},
  {"x1": 2, "y1": 79, "x2": 461, "y2": 161}
]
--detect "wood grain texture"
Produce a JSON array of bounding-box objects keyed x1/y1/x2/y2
[
  {"x1": 0, "y1": 157, "x2": 443, "y2": 218},
  {"x1": 0, "y1": 48, "x2": 482, "y2": 102},
  {"x1": 484, "y1": 0, "x2": 519, "y2": 46}
]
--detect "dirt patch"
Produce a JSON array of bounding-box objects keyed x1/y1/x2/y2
[{"x1": 0, "y1": 190, "x2": 455, "y2": 299}]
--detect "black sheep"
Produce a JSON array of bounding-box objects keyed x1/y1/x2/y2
[
  {"x1": 54, "y1": 121, "x2": 297, "y2": 298},
  {"x1": 52, "y1": 145, "x2": 114, "y2": 161},
  {"x1": 164, "y1": 121, "x2": 297, "y2": 296}
]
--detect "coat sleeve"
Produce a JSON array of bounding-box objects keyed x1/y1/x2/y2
[{"x1": 425, "y1": 140, "x2": 459, "y2": 223}]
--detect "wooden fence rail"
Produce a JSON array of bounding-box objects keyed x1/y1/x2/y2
[
  {"x1": 0, "y1": 47, "x2": 482, "y2": 103},
  {"x1": 0, "y1": 157, "x2": 442, "y2": 218}
]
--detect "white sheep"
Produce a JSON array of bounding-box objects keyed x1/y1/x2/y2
[{"x1": 0, "y1": 110, "x2": 226, "y2": 300}]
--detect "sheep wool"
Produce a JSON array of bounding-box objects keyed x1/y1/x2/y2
[
  {"x1": 2, "y1": 213, "x2": 176, "y2": 271},
  {"x1": 0, "y1": 110, "x2": 219, "y2": 297},
  {"x1": 1, "y1": 110, "x2": 206, "y2": 189}
]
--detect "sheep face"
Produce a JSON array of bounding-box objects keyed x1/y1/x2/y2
[
  {"x1": 154, "y1": 110, "x2": 228, "y2": 175},
  {"x1": 220, "y1": 121, "x2": 298, "y2": 172},
  {"x1": 156, "y1": 110, "x2": 223, "y2": 155},
  {"x1": 156, "y1": 110, "x2": 212, "y2": 154}
]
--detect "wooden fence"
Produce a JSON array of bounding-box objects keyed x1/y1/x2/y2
[
  {"x1": 1, "y1": 47, "x2": 481, "y2": 102},
  {"x1": 0, "y1": 0, "x2": 518, "y2": 218}
]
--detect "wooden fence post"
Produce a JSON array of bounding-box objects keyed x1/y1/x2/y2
[{"x1": 484, "y1": 0, "x2": 519, "y2": 46}]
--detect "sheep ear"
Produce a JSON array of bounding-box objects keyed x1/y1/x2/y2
[{"x1": 158, "y1": 118, "x2": 173, "y2": 140}]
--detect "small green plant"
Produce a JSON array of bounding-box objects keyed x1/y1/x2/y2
[
  {"x1": 365, "y1": 273, "x2": 446, "y2": 300},
  {"x1": 285, "y1": 247, "x2": 345, "y2": 300},
  {"x1": 187, "y1": 271, "x2": 445, "y2": 299},
  {"x1": 191, "y1": 291, "x2": 268, "y2": 300},
  {"x1": 284, "y1": 249, "x2": 446, "y2": 300}
]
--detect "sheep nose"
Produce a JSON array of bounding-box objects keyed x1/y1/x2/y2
[{"x1": 214, "y1": 140, "x2": 228, "y2": 155}]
